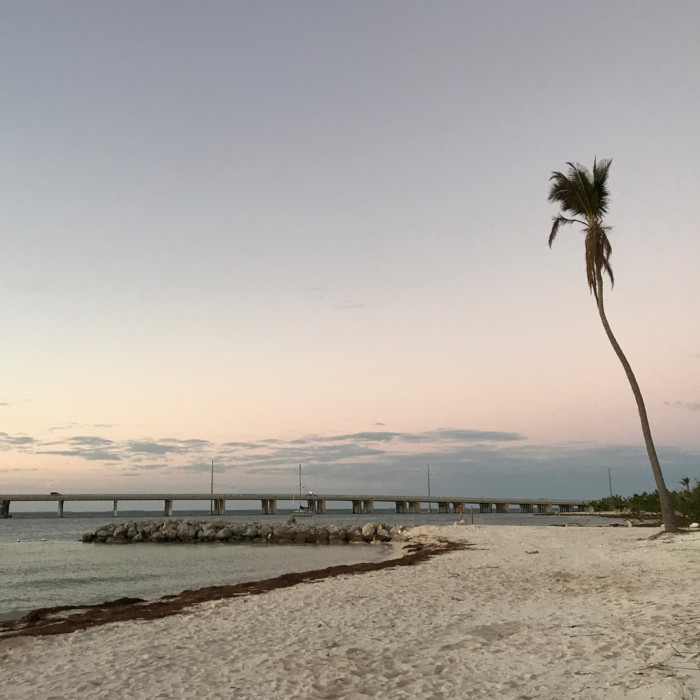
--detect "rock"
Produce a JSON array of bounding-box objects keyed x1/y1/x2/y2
[
  {"x1": 177, "y1": 524, "x2": 196, "y2": 541},
  {"x1": 276, "y1": 530, "x2": 295, "y2": 542},
  {"x1": 82, "y1": 518, "x2": 401, "y2": 546},
  {"x1": 376, "y1": 527, "x2": 390, "y2": 541},
  {"x1": 361, "y1": 523, "x2": 377, "y2": 539},
  {"x1": 163, "y1": 527, "x2": 179, "y2": 541},
  {"x1": 346, "y1": 527, "x2": 363, "y2": 542},
  {"x1": 215, "y1": 527, "x2": 233, "y2": 541},
  {"x1": 293, "y1": 530, "x2": 309, "y2": 543},
  {"x1": 389, "y1": 525, "x2": 409, "y2": 541},
  {"x1": 689, "y1": 522, "x2": 699, "y2": 529}
]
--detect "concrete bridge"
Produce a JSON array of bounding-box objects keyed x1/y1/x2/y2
[{"x1": 0, "y1": 493, "x2": 592, "y2": 518}]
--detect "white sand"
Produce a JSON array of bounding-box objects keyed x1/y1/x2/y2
[{"x1": 1, "y1": 525, "x2": 699, "y2": 700}]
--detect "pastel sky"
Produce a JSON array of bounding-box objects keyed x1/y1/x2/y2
[{"x1": 2, "y1": 1, "x2": 699, "y2": 507}]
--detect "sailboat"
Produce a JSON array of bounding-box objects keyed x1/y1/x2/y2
[{"x1": 291, "y1": 464, "x2": 313, "y2": 516}]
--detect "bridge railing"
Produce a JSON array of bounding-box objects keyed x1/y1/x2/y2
[{"x1": 0, "y1": 493, "x2": 592, "y2": 518}]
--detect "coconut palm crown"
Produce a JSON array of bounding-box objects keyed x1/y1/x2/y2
[{"x1": 548, "y1": 158, "x2": 614, "y2": 296}]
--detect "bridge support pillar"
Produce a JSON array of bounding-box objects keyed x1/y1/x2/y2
[
  {"x1": 558, "y1": 504, "x2": 572, "y2": 513},
  {"x1": 452, "y1": 502, "x2": 466, "y2": 514},
  {"x1": 58, "y1": 500, "x2": 64, "y2": 518},
  {"x1": 362, "y1": 499, "x2": 374, "y2": 514},
  {"x1": 213, "y1": 498, "x2": 226, "y2": 515},
  {"x1": 408, "y1": 500, "x2": 421, "y2": 514},
  {"x1": 307, "y1": 499, "x2": 325, "y2": 514},
  {"x1": 164, "y1": 499, "x2": 173, "y2": 516},
  {"x1": 537, "y1": 503, "x2": 552, "y2": 514},
  {"x1": 519, "y1": 503, "x2": 533, "y2": 513},
  {"x1": 395, "y1": 501, "x2": 407, "y2": 514},
  {"x1": 261, "y1": 499, "x2": 276, "y2": 515},
  {"x1": 583, "y1": 504, "x2": 594, "y2": 513},
  {"x1": 438, "y1": 502, "x2": 449, "y2": 513},
  {"x1": 1, "y1": 500, "x2": 10, "y2": 518},
  {"x1": 113, "y1": 499, "x2": 119, "y2": 517},
  {"x1": 496, "y1": 503, "x2": 510, "y2": 514},
  {"x1": 480, "y1": 503, "x2": 492, "y2": 513}
]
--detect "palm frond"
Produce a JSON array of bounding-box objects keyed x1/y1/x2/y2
[
  {"x1": 592, "y1": 158, "x2": 613, "y2": 216},
  {"x1": 584, "y1": 223, "x2": 614, "y2": 293},
  {"x1": 549, "y1": 215, "x2": 575, "y2": 247},
  {"x1": 601, "y1": 225, "x2": 614, "y2": 287},
  {"x1": 547, "y1": 158, "x2": 614, "y2": 292}
]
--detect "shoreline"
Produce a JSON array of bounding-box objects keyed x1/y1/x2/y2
[
  {"x1": 0, "y1": 536, "x2": 460, "y2": 639},
  {"x1": 2, "y1": 524, "x2": 698, "y2": 699}
]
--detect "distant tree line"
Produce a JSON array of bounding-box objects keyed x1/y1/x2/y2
[{"x1": 591, "y1": 478, "x2": 699, "y2": 525}]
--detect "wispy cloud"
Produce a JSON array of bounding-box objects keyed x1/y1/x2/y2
[
  {"x1": 1, "y1": 427, "x2": 523, "y2": 466},
  {"x1": 2, "y1": 427, "x2": 698, "y2": 500},
  {"x1": 334, "y1": 300, "x2": 368, "y2": 309},
  {"x1": 0, "y1": 433, "x2": 35, "y2": 449},
  {"x1": 665, "y1": 401, "x2": 700, "y2": 412},
  {"x1": 298, "y1": 286, "x2": 325, "y2": 300},
  {"x1": 38, "y1": 449, "x2": 122, "y2": 462},
  {"x1": 126, "y1": 439, "x2": 212, "y2": 455}
]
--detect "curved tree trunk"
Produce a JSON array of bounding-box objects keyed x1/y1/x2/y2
[{"x1": 595, "y1": 273, "x2": 678, "y2": 532}]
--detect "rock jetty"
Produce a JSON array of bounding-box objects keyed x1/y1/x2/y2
[{"x1": 81, "y1": 518, "x2": 410, "y2": 545}]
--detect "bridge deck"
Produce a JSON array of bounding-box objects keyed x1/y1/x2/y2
[{"x1": 0, "y1": 493, "x2": 588, "y2": 505}]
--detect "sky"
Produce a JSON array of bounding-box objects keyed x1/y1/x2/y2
[{"x1": 2, "y1": 0, "x2": 699, "y2": 508}]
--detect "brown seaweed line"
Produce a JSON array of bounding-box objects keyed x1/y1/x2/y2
[{"x1": 1, "y1": 539, "x2": 469, "y2": 640}]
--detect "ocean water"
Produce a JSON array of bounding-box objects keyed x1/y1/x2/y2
[{"x1": 0, "y1": 509, "x2": 620, "y2": 622}]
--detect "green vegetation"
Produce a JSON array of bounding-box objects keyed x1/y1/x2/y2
[
  {"x1": 547, "y1": 159, "x2": 678, "y2": 532},
  {"x1": 591, "y1": 478, "x2": 700, "y2": 526}
]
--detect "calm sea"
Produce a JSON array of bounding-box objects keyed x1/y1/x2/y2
[{"x1": 0, "y1": 509, "x2": 619, "y2": 622}]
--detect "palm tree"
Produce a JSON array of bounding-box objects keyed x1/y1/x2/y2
[
  {"x1": 680, "y1": 477, "x2": 691, "y2": 494},
  {"x1": 547, "y1": 159, "x2": 678, "y2": 532}
]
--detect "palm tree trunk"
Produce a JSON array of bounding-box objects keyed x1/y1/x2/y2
[{"x1": 595, "y1": 272, "x2": 678, "y2": 532}]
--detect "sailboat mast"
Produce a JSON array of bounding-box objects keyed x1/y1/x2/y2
[{"x1": 427, "y1": 464, "x2": 432, "y2": 514}]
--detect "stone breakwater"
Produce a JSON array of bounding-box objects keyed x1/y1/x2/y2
[{"x1": 81, "y1": 519, "x2": 410, "y2": 545}]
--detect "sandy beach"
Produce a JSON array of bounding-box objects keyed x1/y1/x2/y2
[{"x1": 1, "y1": 524, "x2": 699, "y2": 699}]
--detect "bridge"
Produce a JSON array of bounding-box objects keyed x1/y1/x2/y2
[{"x1": 0, "y1": 493, "x2": 592, "y2": 518}]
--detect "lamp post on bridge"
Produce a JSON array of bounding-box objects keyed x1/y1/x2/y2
[{"x1": 427, "y1": 464, "x2": 432, "y2": 514}]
